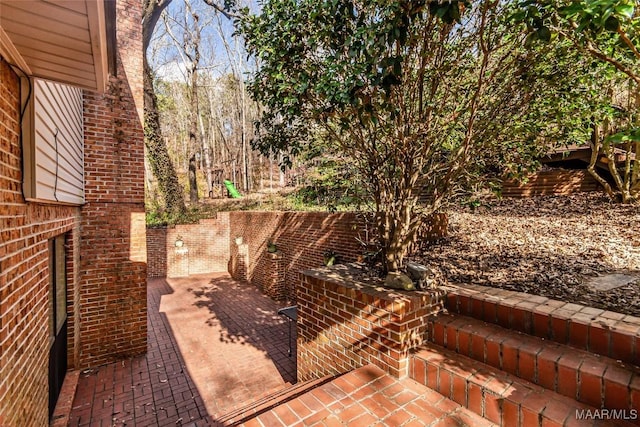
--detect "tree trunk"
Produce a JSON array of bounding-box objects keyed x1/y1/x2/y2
[
  {"x1": 199, "y1": 113, "x2": 212, "y2": 196},
  {"x1": 587, "y1": 123, "x2": 617, "y2": 200},
  {"x1": 143, "y1": 0, "x2": 186, "y2": 217},
  {"x1": 188, "y1": 72, "x2": 199, "y2": 202},
  {"x1": 269, "y1": 156, "x2": 273, "y2": 190},
  {"x1": 632, "y1": 87, "x2": 640, "y2": 200},
  {"x1": 377, "y1": 194, "x2": 421, "y2": 274},
  {"x1": 241, "y1": 80, "x2": 249, "y2": 192},
  {"x1": 186, "y1": 3, "x2": 201, "y2": 203},
  {"x1": 143, "y1": 60, "x2": 186, "y2": 216},
  {"x1": 188, "y1": 153, "x2": 198, "y2": 202}
]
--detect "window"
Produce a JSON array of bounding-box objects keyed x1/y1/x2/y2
[
  {"x1": 48, "y1": 234, "x2": 68, "y2": 418},
  {"x1": 48, "y1": 235, "x2": 67, "y2": 340}
]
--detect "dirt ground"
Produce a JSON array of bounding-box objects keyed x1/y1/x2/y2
[{"x1": 413, "y1": 192, "x2": 640, "y2": 316}]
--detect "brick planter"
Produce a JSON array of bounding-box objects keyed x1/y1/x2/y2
[
  {"x1": 255, "y1": 251, "x2": 287, "y2": 301},
  {"x1": 297, "y1": 264, "x2": 445, "y2": 381}
]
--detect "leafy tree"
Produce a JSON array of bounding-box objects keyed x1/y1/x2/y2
[
  {"x1": 239, "y1": 0, "x2": 568, "y2": 273},
  {"x1": 295, "y1": 140, "x2": 364, "y2": 211},
  {"x1": 469, "y1": 38, "x2": 614, "y2": 188},
  {"x1": 516, "y1": 0, "x2": 639, "y2": 203}
]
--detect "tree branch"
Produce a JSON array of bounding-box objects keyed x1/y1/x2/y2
[{"x1": 202, "y1": 0, "x2": 241, "y2": 20}]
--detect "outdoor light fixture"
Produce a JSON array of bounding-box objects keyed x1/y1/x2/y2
[{"x1": 175, "y1": 236, "x2": 188, "y2": 256}]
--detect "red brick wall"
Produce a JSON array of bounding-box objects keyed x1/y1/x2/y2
[
  {"x1": 78, "y1": 0, "x2": 146, "y2": 368},
  {"x1": 254, "y1": 251, "x2": 286, "y2": 300},
  {"x1": 147, "y1": 211, "x2": 446, "y2": 302},
  {"x1": 229, "y1": 211, "x2": 371, "y2": 300},
  {"x1": 0, "y1": 59, "x2": 81, "y2": 427},
  {"x1": 169, "y1": 215, "x2": 231, "y2": 277},
  {"x1": 1, "y1": 1, "x2": 146, "y2": 422},
  {"x1": 147, "y1": 227, "x2": 168, "y2": 277},
  {"x1": 502, "y1": 169, "x2": 600, "y2": 197},
  {"x1": 146, "y1": 215, "x2": 231, "y2": 278},
  {"x1": 146, "y1": 212, "x2": 366, "y2": 281},
  {"x1": 297, "y1": 267, "x2": 444, "y2": 380}
]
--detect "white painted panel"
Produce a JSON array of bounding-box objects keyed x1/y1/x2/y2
[
  {"x1": 33, "y1": 78, "x2": 84, "y2": 204},
  {"x1": 2, "y1": 3, "x2": 89, "y2": 36},
  {"x1": 1, "y1": 20, "x2": 90, "y2": 50},
  {"x1": 43, "y1": 0, "x2": 88, "y2": 15},
  {"x1": 0, "y1": 0, "x2": 107, "y2": 92}
]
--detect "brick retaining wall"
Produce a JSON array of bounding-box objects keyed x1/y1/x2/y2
[
  {"x1": 297, "y1": 266, "x2": 445, "y2": 380},
  {"x1": 502, "y1": 169, "x2": 600, "y2": 197},
  {"x1": 147, "y1": 211, "x2": 447, "y2": 302},
  {"x1": 230, "y1": 211, "x2": 371, "y2": 301}
]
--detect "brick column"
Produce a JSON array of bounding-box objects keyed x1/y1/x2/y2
[
  {"x1": 78, "y1": 0, "x2": 146, "y2": 368},
  {"x1": 255, "y1": 251, "x2": 286, "y2": 301},
  {"x1": 229, "y1": 237, "x2": 249, "y2": 282}
]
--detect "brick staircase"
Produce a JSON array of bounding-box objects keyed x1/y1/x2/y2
[
  {"x1": 215, "y1": 364, "x2": 495, "y2": 426},
  {"x1": 409, "y1": 283, "x2": 640, "y2": 426},
  {"x1": 217, "y1": 283, "x2": 639, "y2": 426}
]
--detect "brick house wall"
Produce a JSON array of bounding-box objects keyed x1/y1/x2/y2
[
  {"x1": 0, "y1": 0, "x2": 146, "y2": 424},
  {"x1": 78, "y1": 0, "x2": 147, "y2": 368},
  {"x1": 0, "y1": 59, "x2": 81, "y2": 427}
]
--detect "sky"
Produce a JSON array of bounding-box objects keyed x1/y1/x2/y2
[{"x1": 150, "y1": 0, "x2": 258, "y2": 82}]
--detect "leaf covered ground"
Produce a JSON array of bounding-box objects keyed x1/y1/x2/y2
[{"x1": 414, "y1": 193, "x2": 640, "y2": 316}]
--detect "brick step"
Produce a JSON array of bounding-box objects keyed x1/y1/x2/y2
[
  {"x1": 253, "y1": 381, "x2": 294, "y2": 402},
  {"x1": 214, "y1": 377, "x2": 332, "y2": 425},
  {"x1": 226, "y1": 364, "x2": 498, "y2": 426},
  {"x1": 428, "y1": 312, "x2": 640, "y2": 415},
  {"x1": 444, "y1": 283, "x2": 640, "y2": 366},
  {"x1": 410, "y1": 343, "x2": 638, "y2": 427}
]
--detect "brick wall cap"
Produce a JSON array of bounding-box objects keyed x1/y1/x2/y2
[
  {"x1": 302, "y1": 263, "x2": 439, "y2": 304},
  {"x1": 445, "y1": 282, "x2": 640, "y2": 333}
]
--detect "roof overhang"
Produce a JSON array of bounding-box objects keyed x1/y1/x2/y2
[{"x1": 0, "y1": 0, "x2": 113, "y2": 92}]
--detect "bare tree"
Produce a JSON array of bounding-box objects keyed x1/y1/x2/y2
[
  {"x1": 162, "y1": 0, "x2": 211, "y2": 202},
  {"x1": 148, "y1": 0, "x2": 268, "y2": 205},
  {"x1": 143, "y1": 0, "x2": 186, "y2": 216}
]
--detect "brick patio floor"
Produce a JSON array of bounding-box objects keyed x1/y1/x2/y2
[{"x1": 68, "y1": 274, "x2": 296, "y2": 426}]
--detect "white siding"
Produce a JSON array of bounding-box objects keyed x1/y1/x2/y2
[
  {"x1": 0, "y1": 0, "x2": 109, "y2": 92},
  {"x1": 31, "y1": 79, "x2": 84, "y2": 204}
]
